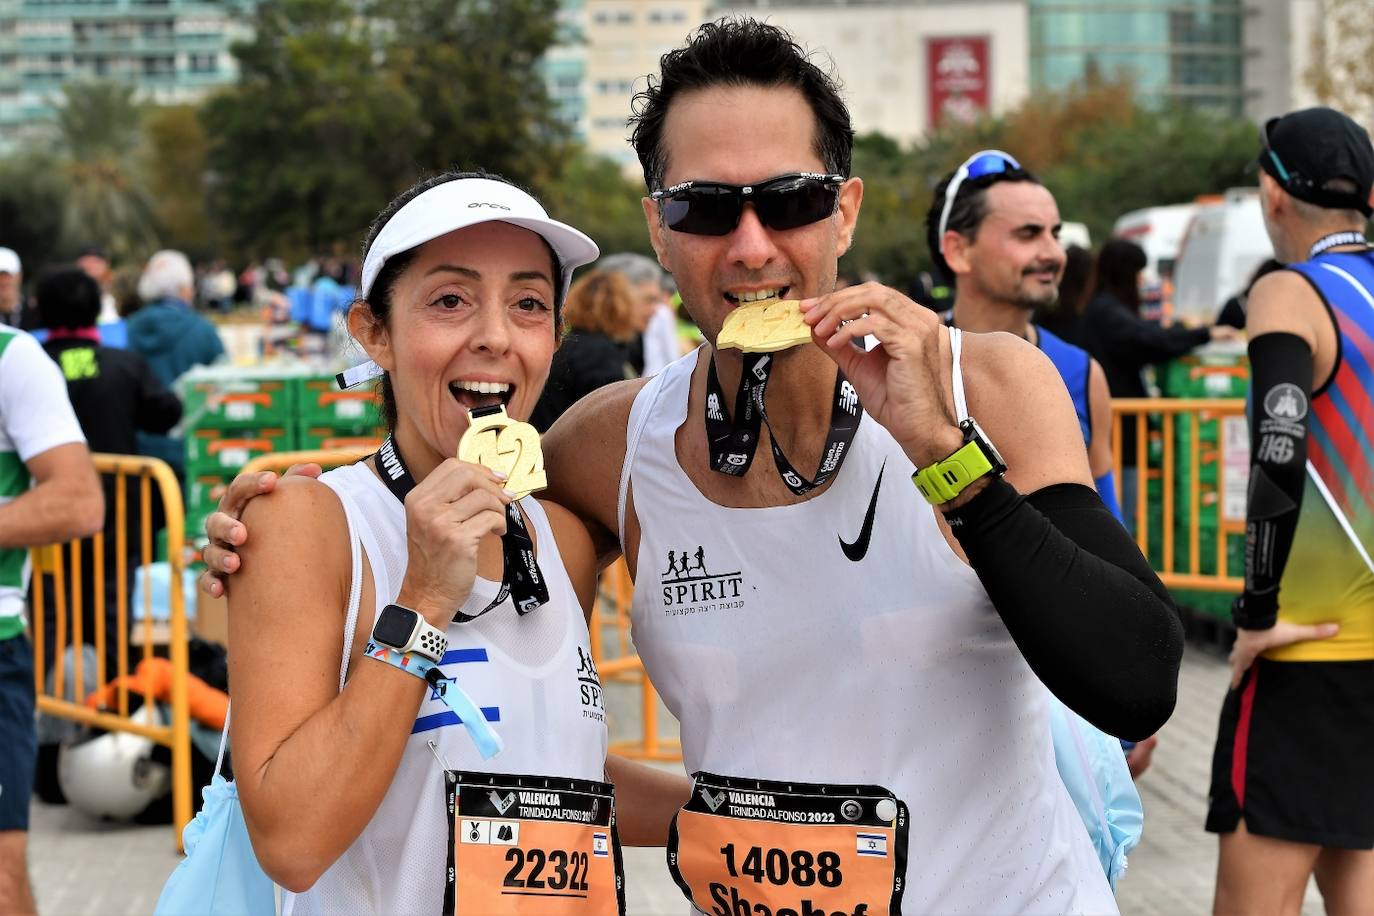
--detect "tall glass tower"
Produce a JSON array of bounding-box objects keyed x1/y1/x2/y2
[{"x1": 1029, "y1": 0, "x2": 1247, "y2": 114}]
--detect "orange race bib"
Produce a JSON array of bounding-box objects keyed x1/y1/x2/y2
[
  {"x1": 668, "y1": 772, "x2": 909, "y2": 916},
  {"x1": 444, "y1": 771, "x2": 625, "y2": 915}
]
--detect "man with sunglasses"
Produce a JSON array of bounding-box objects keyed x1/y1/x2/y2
[
  {"x1": 201, "y1": 18, "x2": 1183, "y2": 911},
  {"x1": 1207, "y1": 106, "x2": 1374, "y2": 914}
]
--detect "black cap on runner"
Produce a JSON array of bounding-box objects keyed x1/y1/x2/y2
[{"x1": 1258, "y1": 107, "x2": 1374, "y2": 217}]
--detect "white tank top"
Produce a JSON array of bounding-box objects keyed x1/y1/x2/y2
[
  {"x1": 619, "y1": 341, "x2": 1116, "y2": 914},
  {"x1": 283, "y1": 461, "x2": 609, "y2": 915}
]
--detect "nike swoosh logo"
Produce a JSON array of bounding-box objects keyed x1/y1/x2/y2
[{"x1": 839, "y1": 461, "x2": 885, "y2": 562}]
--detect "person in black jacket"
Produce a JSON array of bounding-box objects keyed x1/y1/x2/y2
[
  {"x1": 530, "y1": 269, "x2": 638, "y2": 431},
  {"x1": 1081, "y1": 239, "x2": 1237, "y2": 530},
  {"x1": 36, "y1": 266, "x2": 182, "y2": 677}
]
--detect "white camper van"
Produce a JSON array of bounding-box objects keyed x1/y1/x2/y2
[{"x1": 1171, "y1": 188, "x2": 1275, "y2": 326}]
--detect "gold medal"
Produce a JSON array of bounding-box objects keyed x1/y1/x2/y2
[
  {"x1": 457, "y1": 406, "x2": 548, "y2": 499},
  {"x1": 717, "y1": 299, "x2": 812, "y2": 353}
]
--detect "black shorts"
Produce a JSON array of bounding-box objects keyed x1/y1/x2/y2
[
  {"x1": 1206, "y1": 656, "x2": 1374, "y2": 849},
  {"x1": 0, "y1": 633, "x2": 37, "y2": 831}
]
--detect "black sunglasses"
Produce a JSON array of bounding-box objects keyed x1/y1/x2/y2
[{"x1": 651, "y1": 172, "x2": 846, "y2": 236}]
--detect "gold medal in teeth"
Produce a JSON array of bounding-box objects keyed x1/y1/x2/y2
[
  {"x1": 458, "y1": 406, "x2": 548, "y2": 499},
  {"x1": 717, "y1": 299, "x2": 812, "y2": 353}
]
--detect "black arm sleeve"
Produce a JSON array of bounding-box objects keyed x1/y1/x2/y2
[
  {"x1": 1233, "y1": 333, "x2": 1313, "y2": 630},
  {"x1": 946, "y1": 478, "x2": 1184, "y2": 741}
]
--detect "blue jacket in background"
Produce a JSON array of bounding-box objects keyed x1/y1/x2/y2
[{"x1": 125, "y1": 298, "x2": 226, "y2": 474}]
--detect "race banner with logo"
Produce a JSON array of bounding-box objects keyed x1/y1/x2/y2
[{"x1": 927, "y1": 36, "x2": 990, "y2": 128}]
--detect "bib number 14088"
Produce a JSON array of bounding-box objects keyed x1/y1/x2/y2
[{"x1": 720, "y1": 844, "x2": 844, "y2": 889}]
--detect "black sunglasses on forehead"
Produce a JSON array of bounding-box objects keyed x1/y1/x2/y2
[{"x1": 651, "y1": 172, "x2": 846, "y2": 236}]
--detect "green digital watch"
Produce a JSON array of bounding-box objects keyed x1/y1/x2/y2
[{"x1": 911, "y1": 418, "x2": 1007, "y2": 505}]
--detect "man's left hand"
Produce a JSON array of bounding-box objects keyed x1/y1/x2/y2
[{"x1": 1229, "y1": 620, "x2": 1339, "y2": 689}]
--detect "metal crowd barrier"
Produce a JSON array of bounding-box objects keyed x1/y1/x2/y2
[
  {"x1": 1110, "y1": 398, "x2": 1247, "y2": 595},
  {"x1": 241, "y1": 446, "x2": 682, "y2": 762},
  {"x1": 30, "y1": 453, "x2": 191, "y2": 849}
]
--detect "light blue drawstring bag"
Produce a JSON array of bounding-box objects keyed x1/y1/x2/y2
[
  {"x1": 154, "y1": 708, "x2": 276, "y2": 915},
  {"x1": 1048, "y1": 696, "x2": 1144, "y2": 890}
]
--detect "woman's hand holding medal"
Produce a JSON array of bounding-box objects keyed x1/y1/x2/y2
[
  {"x1": 800, "y1": 283, "x2": 965, "y2": 469},
  {"x1": 396, "y1": 454, "x2": 514, "y2": 628}
]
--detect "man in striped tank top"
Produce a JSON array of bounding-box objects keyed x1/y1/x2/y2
[{"x1": 1208, "y1": 107, "x2": 1374, "y2": 913}]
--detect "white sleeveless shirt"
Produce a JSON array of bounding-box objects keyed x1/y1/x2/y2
[
  {"x1": 619, "y1": 343, "x2": 1116, "y2": 914},
  {"x1": 283, "y1": 461, "x2": 608, "y2": 915}
]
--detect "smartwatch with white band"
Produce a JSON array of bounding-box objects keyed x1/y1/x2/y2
[{"x1": 372, "y1": 604, "x2": 448, "y2": 663}]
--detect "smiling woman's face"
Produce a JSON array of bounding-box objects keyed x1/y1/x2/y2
[{"x1": 363, "y1": 220, "x2": 559, "y2": 465}]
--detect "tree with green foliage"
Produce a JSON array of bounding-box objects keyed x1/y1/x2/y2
[
  {"x1": 205, "y1": 0, "x2": 571, "y2": 257},
  {"x1": 840, "y1": 77, "x2": 1259, "y2": 290},
  {"x1": 51, "y1": 81, "x2": 161, "y2": 263},
  {"x1": 203, "y1": 0, "x2": 422, "y2": 257},
  {"x1": 381, "y1": 0, "x2": 569, "y2": 189},
  {"x1": 142, "y1": 105, "x2": 213, "y2": 260},
  {"x1": 0, "y1": 152, "x2": 68, "y2": 281}
]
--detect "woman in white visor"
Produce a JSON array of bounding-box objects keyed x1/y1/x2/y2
[{"x1": 227, "y1": 171, "x2": 687, "y2": 915}]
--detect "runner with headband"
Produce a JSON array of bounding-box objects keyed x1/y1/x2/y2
[
  {"x1": 1208, "y1": 107, "x2": 1374, "y2": 914},
  {"x1": 205, "y1": 21, "x2": 1184, "y2": 912},
  {"x1": 224, "y1": 171, "x2": 687, "y2": 914}
]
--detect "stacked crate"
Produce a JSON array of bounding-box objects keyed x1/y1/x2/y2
[
  {"x1": 291, "y1": 374, "x2": 385, "y2": 452},
  {"x1": 180, "y1": 371, "x2": 297, "y2": 543}
]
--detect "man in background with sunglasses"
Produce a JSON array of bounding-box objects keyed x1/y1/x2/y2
[
  {"x1": 924, "y1": 152, "x2": 1165, "y2": 781},
  {"x1": 201, "y1": 18, "x2": 1183, "y2": 911},
  {"x1": 924, "y1": 150, "x2": 1124, "y2": 525},
  {"x1": 1207, "y1": 106, "x2": 1374, "y2": 914}
]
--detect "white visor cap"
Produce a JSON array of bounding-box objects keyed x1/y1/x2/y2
[{"x1": 360, "y1": 177, "x2": 600, "y2": 303}]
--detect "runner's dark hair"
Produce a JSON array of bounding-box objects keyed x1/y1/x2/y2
[
  {"x1": 358, "y1": 169, "x2": 564, "y2": 432},
  {"x1": 628, "y1": 18, "x2": 854, "y2": 191},
  {"x1": 1092, "y1": 239, "x2": 1148, "y2": 316},
  {"x1": 924, "y1": 166, "x2": 1041, "y2": 285},
  {"x1": 36, "y1": 265, "x2": 102, "y2": 329}
]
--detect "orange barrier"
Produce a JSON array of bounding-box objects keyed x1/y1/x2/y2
[
  {"x1": 241, "y1": 446, "x2": 379, "y2": 477},
  {"x1": 30, "y1": 454, "x2": 192, "y2": 849},
  {"x1": 1110, "y1": 398, "x2": 1246, "y2": 594},
  {"x1": 594, "y1": 560, "x2": 681, "y2": 762}
]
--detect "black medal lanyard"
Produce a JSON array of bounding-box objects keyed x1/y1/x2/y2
[
  {"x1": 704, "y1": 352, "x2": 862, "y2": 496},
  {"x1": 374, "y1": 437, "x2": 549, "y2": 621},
  {"x1": 1309, "y1": 231, "x2": 1369, "y2": 259}
]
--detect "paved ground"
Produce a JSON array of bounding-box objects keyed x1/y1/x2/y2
[{"x1": 27, "y1": 643, "x2": 1324, "y2": 914}]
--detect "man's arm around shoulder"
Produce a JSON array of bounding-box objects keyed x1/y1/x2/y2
[{"x1": 543, "y1": 377, "x2": 649, "y2": 568}]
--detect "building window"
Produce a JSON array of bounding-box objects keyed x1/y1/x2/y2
[
  {"x1": 189, "y1": 53, "x2": 218, "y2": 73},
  {"x1": 142, "y1": 55, "x2": 174, "y2": 75}
]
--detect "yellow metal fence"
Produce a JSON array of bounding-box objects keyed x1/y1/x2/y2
[
  {"x1": 1111, "y1": 398, "x2": 1247, "y2": 596},
  {"x1": 31, "y1": 454, "x2": 192, "y2": 849}
]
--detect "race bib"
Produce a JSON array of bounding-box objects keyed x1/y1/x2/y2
[
  {"x1": 668, "y1": 772, "x2": 908, "y2": 916},
  {"x1": 445, "y1": 771, "x2": 625, "y2": 915}
]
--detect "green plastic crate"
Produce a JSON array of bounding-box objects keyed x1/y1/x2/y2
[
  {"x1": 295, "y1": 422, "x2": 385, "y2": 452},
  {"x1": 180, "y1": 375, "x2": 295, "y2": 429},
  {"x1": 185, "y1": 426, "x2": 293, "y2": 472},
  {"x1": 184, "y1": 469, "x2": 233, "y2": 539},
  {"x1": 293, "y1": 375, "x2": 381, "y2": 427}
]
